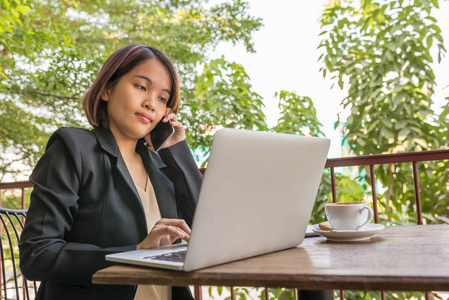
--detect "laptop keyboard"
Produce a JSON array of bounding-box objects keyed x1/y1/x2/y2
[{"x1": 144, "y1": 250, "x2": 187, "y2": 263}]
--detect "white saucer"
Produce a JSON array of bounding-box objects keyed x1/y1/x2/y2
[{"x1": 312, "y1": 223, "x2": 385, "y2": 242}]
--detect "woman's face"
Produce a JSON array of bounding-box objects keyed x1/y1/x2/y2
[{"x1": 102, "y1": 58, "x2": 172, "y2": 143}]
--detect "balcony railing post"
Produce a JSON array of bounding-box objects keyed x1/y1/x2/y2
[
  {"x1": 193, "y1": 286, "x2": 202, "y2": 299},
  {"x1": 369, "y1": 164, "x2": 379, "y2": 224},
  {"x1": 412, "y1": 161, "x2": 423, "y2": 225},
  {"x1": 330, "y1": 167, "x2": 337, "y2": 203},
  {"x1": 22, "y1": 187, "x2": 26, "y2": 209}
]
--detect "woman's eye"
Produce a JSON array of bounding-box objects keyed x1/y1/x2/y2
[
  {"x1": 159, "y1": 97, "x2": 167, "y2": 104},
  {"x1": 136, "y1": 85, "x2": 146, "y2": 91}
]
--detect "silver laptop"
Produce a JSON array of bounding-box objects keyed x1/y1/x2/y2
[{"x1": 106, "y1": 128, "x2": 330, "y2": 271}]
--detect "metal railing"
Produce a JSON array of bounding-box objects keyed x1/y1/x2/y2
[
  {"x1": 326, "y1": 149, "x2": 449, "y2": 300},
  {"x1": 2, "y1": 148, "x2": 449, "y2": 300},
  {"x1": 0, "y1": 207, "x2": 37, "y2": 300},
  {"x1": 0, "y1": 181, "x2": 33, "y2": 210},
  {"x1": 0, "y1": 182, "x2": 34, "y2": 299},
  {"x1": 326, "y1": 149, "x2": 449, "y2": 225}
]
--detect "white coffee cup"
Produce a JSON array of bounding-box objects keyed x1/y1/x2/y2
[{"x1": 325, "y1": 201, "x2": 374, "y2": 231}]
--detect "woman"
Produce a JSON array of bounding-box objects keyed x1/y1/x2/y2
[{"x1": 19, "y1": 45, "x2": 202, "y2": 300}]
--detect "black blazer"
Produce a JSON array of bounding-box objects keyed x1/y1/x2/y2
[{"x1": 19, "y1": 127, "x2": 202, "y2": 300}]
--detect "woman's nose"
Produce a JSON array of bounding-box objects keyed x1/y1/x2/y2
[{"x1": 143, "y1": 96, "x2": 156, "y2": 110}]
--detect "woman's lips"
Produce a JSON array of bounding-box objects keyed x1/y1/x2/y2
[{"x1": 136, "y1": 113, "x2": 152, "y2": 124}]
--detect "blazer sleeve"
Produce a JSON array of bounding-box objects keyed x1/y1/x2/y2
[
  {"x1": 158, "y1": 140, "x2": 203, "y2": 226},
  {"x1": 19, "y1": 128, "x2": 136, "y2": 285}
]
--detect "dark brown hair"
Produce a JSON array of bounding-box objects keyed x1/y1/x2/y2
[{"x1": 82, "y1": 45, "x2": 180, "y2": 128}]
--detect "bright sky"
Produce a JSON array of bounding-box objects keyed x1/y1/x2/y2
[{"x1": 212, "y1": 1, "x2": 449, "y2": 158}]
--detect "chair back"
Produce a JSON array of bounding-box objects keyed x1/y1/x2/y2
[{"x1": 0, "y1": 207, "x2": 38, "y2": 300}]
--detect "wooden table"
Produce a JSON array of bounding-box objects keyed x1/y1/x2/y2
[{"x1": 92, "y1": 224, "x2": 449, "y2": 292}]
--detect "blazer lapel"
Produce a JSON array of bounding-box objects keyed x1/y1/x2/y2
[
  {"x1": 92, "y1": 128, "x2": 144, "y2": 213},
  {"x1": 137, "y1": 141, "x2": 177, "y2": 219},
  {"x1": 92, "y1": 128, "x2": 177, "y2": 221}
]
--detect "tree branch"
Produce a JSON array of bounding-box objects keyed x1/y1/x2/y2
[{"x1": 28, "y1": 90, "x2": 78, "y2": 100}]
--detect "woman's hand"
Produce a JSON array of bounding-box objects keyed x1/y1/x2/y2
[
  {"x1": 144, "y1": 112, "x2": 185, "y2": 150},
  {"x1": 137, "y1": 218, "x2": 191, "y2": 250}
]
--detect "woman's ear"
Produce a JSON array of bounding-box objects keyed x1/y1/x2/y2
[{"x1": 101, "y1": 88, "x2": 110, "y2": 101}]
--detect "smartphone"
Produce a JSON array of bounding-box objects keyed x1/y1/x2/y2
[{"x1": 150, "y1": 120, "x2": 175, "y2": 152}]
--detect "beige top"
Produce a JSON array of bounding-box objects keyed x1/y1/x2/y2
[{"x1": 134, "y1": 177, "x2": 171, "y2": 300}]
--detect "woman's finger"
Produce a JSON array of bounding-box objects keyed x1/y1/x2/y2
[
  {"x1": 137, "y1": 219, "x2": 191, "y2": 249},
  {"x1": 163, "y1": 112, "x2": 177, "y2": 123},
  {"x1": 158, "y1": 218, "x2": 191, "y2": 235},
  {"x1": 159, "y1": 228, "x2": 190, "y2": 246}
]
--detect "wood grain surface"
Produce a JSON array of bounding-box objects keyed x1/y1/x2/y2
[{"x1": 92, "y1": 224, "x2": 449, "y2": 291}]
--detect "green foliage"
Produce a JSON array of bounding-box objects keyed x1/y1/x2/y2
[
  {"x1": 334, "y1": 173, "x2": 367, "y2": 202},
  {"x1": 0, "y1": 0, "x2": 32, "y2": 99},
  {"x1": 318, "y1": 0, "x2": 449, "y2": 226},
  {"x1": 185, "y1": 57, "x2": 268, "y2": 160},
  {"x1": 319, "y1": 0, "x2": 447, "y2": 155},
  {"x1": 0, "y1": 0, "x2": 262, "y2": 178},
  {"x1": 206, "y1": 286, "x2": 295, "y2": 300},
  {"x1": 263, "y1": 288, "x2": 295, "y2": 300},
  {"x1": 0, "y1": 0, "x2": 32, "y2": 89},
  {"x1": 0, "y1": 0, "x2": 31, "y2": 37},
  {"x1": 372, "y1": 160, "x2": 449, "y2": 225},
  {"x1": 310, "y1": 171, "x2": 333, "y2": 225},
  {"x1": 272, "y1": 90, "x2": 325, "y2": 137},
  {"x1": 0, "y1": 187, "x2": 32, "y2": 208},
  {"x1": 340, "y1": 290, "x2": 443, "y2": 300}
]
